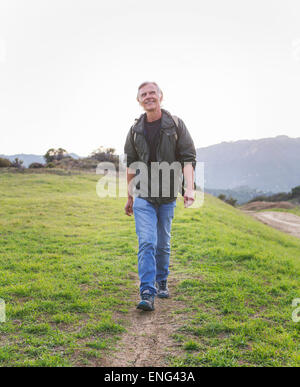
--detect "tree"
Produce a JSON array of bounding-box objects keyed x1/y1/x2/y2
[
  {"x1": 44, "y1": 148, "x2": 68, "y2": 164},
  {"x1": 56, "y1": 148, "x2": 68, "y2": 161},
  {"x1": 90, "y1": 146, "x2": 117, "y2": 163},
  {"x1": 291, "y1": 185, "x2": 300, "y2": 198},
  {"x1": 44, "y1": 148, "x2": 56, "y2": 163},
  {"x1": 11, "y1": 157, "x2": 24, "y2": 169},
  {"x1": 106, "y1": 147, "x2": 116, "y2": 155}
]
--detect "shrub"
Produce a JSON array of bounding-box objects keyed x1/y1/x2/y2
[
  {"x1": 0, "y1": 157, "x2": 12, "y2": 167},
  {"x1": 29, "y1": 162, "x2": 44, "y2": 169},
  {"x1": 218, "y1": 193, "x2": 237, "y2": 207},
  {"x1": 225, "y1": 197, "x2": 237, "y2": 207}
]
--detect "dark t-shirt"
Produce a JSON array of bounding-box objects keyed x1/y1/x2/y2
[
  {"x1": 144, "y1": 117, "x2": 161, "y2": 162},
  {"x1": 143, "y1": 117, "x2": 176, "y2": 201}
]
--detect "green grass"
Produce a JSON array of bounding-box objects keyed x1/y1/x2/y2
[
  {"x1": 170, "y1": 196, "x2": 300, "y2": 367},
  {"x1": 0, "y1": 172, "x2": 300, "y2": 367},
  {"x1": 0, "y1": 172, "x2": 136, "y2": 366}
]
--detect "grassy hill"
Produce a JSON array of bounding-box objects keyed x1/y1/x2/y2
[{"x1": 0, "y1": 172, "x2": 299, "y2": 367}]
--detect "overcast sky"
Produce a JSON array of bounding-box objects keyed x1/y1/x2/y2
[{"x1": 1, "y1": 0, "x2": 300, "y2": 156}]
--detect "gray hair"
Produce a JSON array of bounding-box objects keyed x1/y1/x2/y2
[{"x1": 136, "y1": 81, "x2": 163, "y2": 101}]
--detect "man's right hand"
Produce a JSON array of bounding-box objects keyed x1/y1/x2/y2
[{"x1": 124, "y1": 196, "x2": 134, "y2": 216}]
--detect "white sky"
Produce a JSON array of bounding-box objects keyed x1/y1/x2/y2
[{"x1": 1, "y1": 0, "x2": 300, "y2": 157}]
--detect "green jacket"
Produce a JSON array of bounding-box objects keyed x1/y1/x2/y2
[{"x1": 124, "y1": 109, "x2": 196, "y2": 204}]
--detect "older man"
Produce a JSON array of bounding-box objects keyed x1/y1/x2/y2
[{"x1": 124, "y1": 82, "x2": 196, "y2": 311}]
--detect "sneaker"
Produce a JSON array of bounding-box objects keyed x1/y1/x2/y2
[
  {"x1": 156, "y1": 280, "x2": 169, "y2": 298},
  {"x1": 137, "y1": 289, "x2": 155, "y2": 311}
]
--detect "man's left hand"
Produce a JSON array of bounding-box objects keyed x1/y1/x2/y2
[{"x1": 184, "y1": 189, "x2": 195, "y2": 208}]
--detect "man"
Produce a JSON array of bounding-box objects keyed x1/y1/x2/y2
[{"x1": 124, "y1": 82, "x2": 196, "y2": 311}]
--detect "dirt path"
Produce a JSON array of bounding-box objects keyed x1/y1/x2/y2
[
  {"x1": 100, "y1": 275, "x2": 186, "y2": 367},
  {"x1": 246, "y1": 211, "x2": 300, "y2": 238}
]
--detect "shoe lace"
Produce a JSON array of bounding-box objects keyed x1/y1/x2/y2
[
  {"x1": 142, "y1": 292, "x2": 153, "y2": 301},
  {"x1": 159, "y1": 281, "x2": 167, "y2": 290}
]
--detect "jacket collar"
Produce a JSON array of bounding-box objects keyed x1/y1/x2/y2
[{"x1": 132, "y1": 109, "x2": 175, "y2": 134}]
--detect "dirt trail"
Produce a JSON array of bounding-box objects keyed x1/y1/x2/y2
[
  {"x1": 100, "y1": 276, "x2": 186, "y2": 367},
  {"x1": 246, "y1": 211, "x2": 300, "y2": 238}
]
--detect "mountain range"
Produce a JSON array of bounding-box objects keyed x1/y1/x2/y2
[{"x1": 196, "y1": 135, "x2": 300, "y2": 192}]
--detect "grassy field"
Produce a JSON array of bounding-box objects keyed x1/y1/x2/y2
[{"x1": 0, "y1": 172, "x2": 299, "y2": 367}]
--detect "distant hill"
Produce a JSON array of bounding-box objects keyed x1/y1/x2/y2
[
  {"x1": 196, "y1": 135, "x2": 300, "y2": 192},
  {"x1": 204, "y1": 187, "x2": 274, "y2": 205},
  {"x1": 0, "y1": 153, "x2": 80, "y2": 168}
]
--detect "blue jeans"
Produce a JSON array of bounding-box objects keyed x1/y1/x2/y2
[{"x1": 133, "y1": 197, "x2": 176, "y2": 295}]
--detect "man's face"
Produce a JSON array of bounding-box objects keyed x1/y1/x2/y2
[{"x1": 137, "y1": 83, "x2": 162, "y2": 112}]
